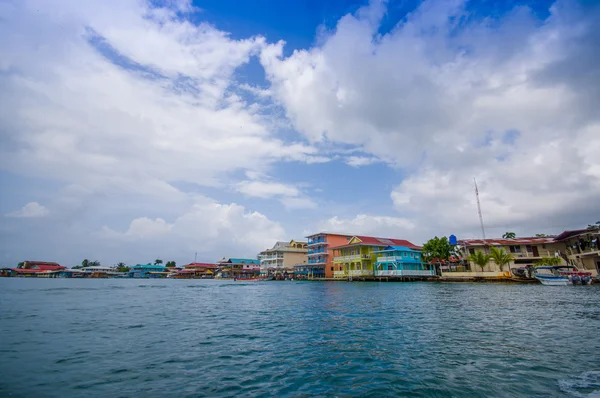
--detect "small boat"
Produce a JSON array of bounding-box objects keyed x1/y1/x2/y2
[{"x1": 534, "y1": 266, "x2": 593, "y2": 286}]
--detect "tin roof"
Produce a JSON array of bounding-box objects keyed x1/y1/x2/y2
[{"x1": 458, "y1": 237, "x2": 556, "y2": 246}]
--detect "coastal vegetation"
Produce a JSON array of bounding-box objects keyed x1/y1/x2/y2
[
  {"x1": 502, "y1": 232, "x2": 516, "y2": 239},
  {"x1": 73, "y1": 259, "x2": 101, "y2": 269},
  {"x1": 467, "y1": 250, "x2": 492, "y2": 272},
  {"x1": 421, "y1": 236, "x2": 456, "y2": 262},
  {"x1": 489, "y1": 247, "x2": 513, "y2": 271},
  {"x1": 116, "y1": 262, "x2": 130, "y2": 272},
  {"x1": 165, "y1": 261, "x2": 176, "y2": 268},
  {"x1": 534, "y1": 257, "x2": 562, "y2": 266}
]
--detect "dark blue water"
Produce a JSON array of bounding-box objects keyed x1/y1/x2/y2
[{"x1": 1, "y1": 279, "x2": 599, "y2": 397}]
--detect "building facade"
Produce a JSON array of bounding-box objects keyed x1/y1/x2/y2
[
  {"x1": 129, "y1": 264, "x2": 167, "y2": 278},
  {"x1": 331, "y1": 236, "x2": 421, "y2": 278},
  {"x1": 306, "y1": 233, "x2": 354, "y2": 278},
  {"x1": 555, "y1": 228, "x2": 600, "y2": 275},
  {"x1": 177, "y1": 262, "x2": 218, "y2": 278},
  {"x1": 217, "y1": 258, "x2": 261, "y2": 279},
  {"x1": 374, "y1": 246, "x2": 434, "y2": 277},
  {"x1": 458, "y1": 236, "x2": 567, "y2": 273},
  {"x1": 259, "y1": 240, "x2": 308, "y2": 277}
]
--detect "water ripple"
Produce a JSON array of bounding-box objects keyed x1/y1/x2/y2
[{"x1": 0, "y1": 279, "x2": 598, "y2": 397}]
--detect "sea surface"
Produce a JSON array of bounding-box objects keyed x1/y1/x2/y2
[{"x1": 0, "y1": 279, "x2": 599, "y2": 397}]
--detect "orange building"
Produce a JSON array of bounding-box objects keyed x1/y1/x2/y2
[{"x1": 306, "y1": 233, "x2": 353, "y2": 278}]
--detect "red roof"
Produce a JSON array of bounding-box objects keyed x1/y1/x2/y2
[
  {"x1": 183, "y1": 262, "x2": 217, "y2": 269},
  {"x1": 11, "y1": 261, "x2": 66, "y2": 273},
  {"x1": 459, "y1": 237, "x2": 556, "y2": 246},
  {"x1": 330, "y1": 235, "x2": 421, "y2": 250}
]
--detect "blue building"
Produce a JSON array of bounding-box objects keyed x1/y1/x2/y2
[
  {"x1": 129, "y1": 264, "x2": 167, "y2": 278},
  {"x1": 373, "y1": 246, "x2": 435, "y2": 277}
]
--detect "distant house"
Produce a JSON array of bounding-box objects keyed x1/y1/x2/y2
[
  {"x1": 129, "y1": 264, "x2": 168, "y2": 278},
  {"x1": 216, "y1": 258, "x2": 260, "y2": 279},
  {"x1": 177, "y1": 263, "x2": 218, "y2": 279},
  {"x1": 10, "y1": 261, "x2": 66, "y2": 277}
]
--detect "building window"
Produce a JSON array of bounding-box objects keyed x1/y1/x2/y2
[
  {"x1": 509, "y1": 245, "x2": 521, "y2": 253},
  {"x1": 331, "y1": 267, "x2": 333, "y2": 271},
  {"x1": 526, "y1": 245, "x2": 533, "y2": 253}
]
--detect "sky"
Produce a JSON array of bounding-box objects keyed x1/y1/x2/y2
[{"x1": 1, "y1": 0, "x2": 599, "y2": 267}]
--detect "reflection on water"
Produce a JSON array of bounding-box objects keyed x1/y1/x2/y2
[{"x1": 0, "y1": 279, "x2": 598, "y2": 397}]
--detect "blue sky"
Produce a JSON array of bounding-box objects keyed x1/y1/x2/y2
[{"x1": 1, "y1": 0, "x2": 599, "y2": 266}]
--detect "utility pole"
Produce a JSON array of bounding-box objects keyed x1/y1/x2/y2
[
  {"x1": 474, "y1": 178, "x2": 486, "y2": 240},
  {"x1": 194, "y1": 252, "x2": 197, "y2": 263}
]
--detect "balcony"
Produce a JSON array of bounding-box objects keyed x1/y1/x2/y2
[
  {"x1": 308, "y1": 237, "x2": 327, "y2": 246},
  {"x1": 308, "y1": 259, "x2": 326, "y2": 265},
  {"x1": 348, "y1": 269, "x2": 373, "y2": 277},
  {"x1": 375, "y1": 270, "x2": 435, "y2": 277},
  {"x1": 333, "y1": 254, "x2": 371, "y2": 262},
  {"x1": 333, "y1": 271, "x2": 346, "y2": 278},
  {"x1": 377, "y1": 256, "x2": 402, "y2": 262},
  {"x1": 308, "y1": 248, "x2": 326, "y2": 255}
]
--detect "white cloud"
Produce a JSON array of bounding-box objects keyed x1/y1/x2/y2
[
  {"x1": 345, "y1": 156, "x2": 379, "y2": 167},
  {"x1": 262, "y1": 0, "x2": 600, "y2": 237},
  {"x1": 100, "y1": 196, "x2": 285, "y2": 261},
  {"x1": 317, "y1": 214, "x2": 417, "y2": 241},
  {"x1": 236, "y1": 180, "x2": 300, "y2": 198},
  {"x1": 235, "y1": 179, "x2": 317, "y2": 209},
  {"x1": 6, "y1": 202, "x2": 50, "y2": 218}
]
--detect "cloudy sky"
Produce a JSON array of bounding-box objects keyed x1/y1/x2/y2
[{"x1": 1, "y1": 0, "x2": 599, "y2": 267}]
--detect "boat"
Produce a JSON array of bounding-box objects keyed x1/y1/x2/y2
[{"x1": 534, "y1": 265, "x2": 593, "y2": 286}]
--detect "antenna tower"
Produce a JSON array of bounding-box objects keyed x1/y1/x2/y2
[{"x1": 474, "y1": 178, "x2": 486, "y2": 240}]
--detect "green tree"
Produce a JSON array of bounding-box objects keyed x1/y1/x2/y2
[
  {"x1": 88, "y1": 260, "x2": 101, "y2": 267},
  {"x1": 116, "y1": 262, "x2": 129, "y2": 272},
  {"x1": 81, "y1": 259, "x2": 89, "y2": 268},
  {"x1": 534, "y1": 257, "x2": 562, "y2": 266},
  {"x1": 165, "y1": 261, "x2": 176, "y2": 268},
  {"x1": 422, "y1": 236, "x2": 454, "y2": 262},
  {"x1": 154, "y1": 258, "x2": 163, "y2": 265},
  {"x1": 17, "y1": 261, "x2": 24, "y2": 268},
  {"x1": 467, "y1": 250, "x2": 492, "y2": 272},
  {"x1": 535, "y1": 233, "x2": 547, "y2": 237},
  {"x1": 502, "y1": 232, "x2": 516, "y2": 239},
  {"x1": 489, "y1": 246, "x2": 513, "y2": 272},
  {"x1": 587, "y1": 221, "x2": 600, "y2": 230}
]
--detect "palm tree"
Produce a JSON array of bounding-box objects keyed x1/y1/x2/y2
[
  {"x1": 489, "y1": 246, "x2": 513, "y2": 272},
  {"x1": 502, "y1": 232, "x2": 516, "y2": 239},
  {"x1": 154, "y1": 258, "x2": 163, "y2": 265},
  {"x1": 534, "y1": 257, "x2": 562, "y2": 266},
  {"x1": 467, "y1": 250, "x2": 492, "y2": 272},
  {"x1": 81, "y1": 259, "x2": 89, "y2": 268}
]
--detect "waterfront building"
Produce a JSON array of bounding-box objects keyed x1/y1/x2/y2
[
  {"x1": 10, "y1": 261, "x2": 66, "y2": 277},
  {"x1": 374, "y1": 246, "x2": 435, "y2": 277},
  {"x1": 259, "y1": 240, "x2": 308, "y2": 277},
  {"x1": 80, "y1": 266, "x2": 122, "y2": 278},
  {"x1": 331, "y1": 236, "x2": 421, "y2": 279},
  {"x1": 217, "y1": 258, "x2": 261, "y2": 279},
  {"x1": 177, "y1": 262, "x2": 218, "y2": 279},
  {"x1": 458, "y1": 236, "x2": 568, "y2": 273},
  {"x1": 554, "y1": 228, "x2": 599, "y2": 275},
  {"x1": 306, "y1": 233, "x2": 354, "y2": 278},
  {"x1": 129, "y1": 263, "x2": 168, "y2": 278},
  {"x1": 294, "y1": 263, "x2": 324, "y2": 279}
]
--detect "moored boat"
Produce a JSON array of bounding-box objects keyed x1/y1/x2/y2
[{"x1": 534, "y1": 266, "x2": 593, "y2": 286}]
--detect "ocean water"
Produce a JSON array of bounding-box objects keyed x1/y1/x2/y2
[{"x1": 0, "y1": 279, "x2": 598, "y2": 397}]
